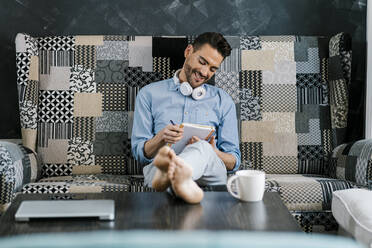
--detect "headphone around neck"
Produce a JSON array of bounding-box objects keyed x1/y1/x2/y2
[{"x1": 173, "y1": 70, "x2": 206, "y2": 100}]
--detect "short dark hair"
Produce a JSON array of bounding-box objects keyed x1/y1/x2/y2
[{"x1": 192, "y1": 32, "x2": 232, "y2": 58}]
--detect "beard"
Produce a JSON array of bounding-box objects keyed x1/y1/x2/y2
[
  {"x1": 184, "y1": 63, "x2": 208, "y2": 87},
  {"x1": 184, "y1": 63, "x2": 194, "y2": 83}
]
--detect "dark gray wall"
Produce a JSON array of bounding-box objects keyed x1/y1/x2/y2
[{"x1": 0, "y1": 0, "x2": 367, "y2": 141}]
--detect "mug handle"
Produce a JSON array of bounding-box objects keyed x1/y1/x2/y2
[{"x1": 227, "y1": 175, "x2": 240, "y2": 200}]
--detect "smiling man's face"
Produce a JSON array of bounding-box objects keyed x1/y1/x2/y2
[{"x1": 180, "y1": 43, "x2": 224, "y2": 88}]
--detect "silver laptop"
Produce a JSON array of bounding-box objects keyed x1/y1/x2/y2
[{"x1": 15, "y1": 200, "x2": 115, "y2": 221}]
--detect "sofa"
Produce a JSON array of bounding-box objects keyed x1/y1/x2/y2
[{"x1": 1, "y1": 32, "x2": 369, "y2": 233}]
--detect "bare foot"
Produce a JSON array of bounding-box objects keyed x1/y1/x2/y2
[
  {"x1": 170, "y1": 157, "x2": 204, "y2": 204},
  {"x1": 152, "y1": 146, "x2": 176, "y2": 191}
]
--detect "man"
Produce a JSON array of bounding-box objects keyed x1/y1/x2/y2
[{"x1": 131, "y1": 32, "x2": 240, "y2": 204}]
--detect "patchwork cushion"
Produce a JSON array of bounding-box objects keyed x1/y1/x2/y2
[
  {"x1": 330, "y1": 140, "x2": 372, "y2": 187},
  {"x1": 266, "y1": 174, "x2": 354, "y2": 211}
]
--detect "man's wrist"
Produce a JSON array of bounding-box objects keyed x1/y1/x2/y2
[
  {"x1": 143, "y1": 140, "x2": 151, "y2": 159},
  {"x1": 154, "y1": 132, "x2": 166, "y2": 147},
  {"x1": 144, "y1": 134, "x2": 166, "y2": 159},
  {"x1": 213, "y1": 148, "x2": 236, "y2": 171}
]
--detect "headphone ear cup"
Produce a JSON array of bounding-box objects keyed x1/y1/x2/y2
[
  {"x1": 180, "y1": 82, "x2": 193, "y2": 96},
  {"x1": 192, "y1": 86, "x2": 206, "y2": 100}
]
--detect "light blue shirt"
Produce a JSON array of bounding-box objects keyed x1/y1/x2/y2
[{"x1": 131, "y1": 77, "x2": 241, "y2": 171}]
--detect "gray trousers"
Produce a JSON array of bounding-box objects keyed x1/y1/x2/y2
[{"x1": 143, "y1": 140, "x2": 227, "y2": 188}]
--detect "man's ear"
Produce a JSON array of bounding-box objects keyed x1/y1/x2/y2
[{"x1": 184, "y1": 44, "x2": 193, "y2": 58}]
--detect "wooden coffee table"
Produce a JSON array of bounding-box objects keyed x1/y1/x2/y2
[{"x1": 0, "y1": 192, "x2": 301, "y2": 236}]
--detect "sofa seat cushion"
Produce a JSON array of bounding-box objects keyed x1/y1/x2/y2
[
  {"x1": 266, "y1": 174, "x2": 355, "y2": 211},
  {"x1": 332, "y1": 189, "x2": 372, "y2": 247},
  {"x1": 21, "y1": 174, "x2": 132, "y2": 194}
]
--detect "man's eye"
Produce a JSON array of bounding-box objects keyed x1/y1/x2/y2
[{"x1": 199, "y1": 60, "x2": 206, "y2": 65}]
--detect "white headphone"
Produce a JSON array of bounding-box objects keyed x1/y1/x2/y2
[{"x1": 173, "y1": 70, "x2": 206, "y2": 100}]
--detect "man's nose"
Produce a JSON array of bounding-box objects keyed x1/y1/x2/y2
[{"x1": 200, "y1": 66, "x2": 208, "y2": 78}]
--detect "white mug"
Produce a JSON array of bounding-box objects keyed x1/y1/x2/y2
[{"x1": 227, "y1": 170, "x2": 266, "y2": 202}]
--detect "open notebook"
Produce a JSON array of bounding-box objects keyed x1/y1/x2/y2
[{"x1": 170, "y1": 123, "x2": 215, "y2": 154}]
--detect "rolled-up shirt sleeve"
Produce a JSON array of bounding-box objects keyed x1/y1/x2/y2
[
  {"x1": 131, "y1": 88, "x2": 154, "y2": 165},
  {"x1": 217, "y1": 95, "x2": 241, "y2": 172}
]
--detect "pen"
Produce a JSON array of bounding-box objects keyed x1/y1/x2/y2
[
  {"x1": 168, "y1": 120, "x2": 177, "y2": 147},
  {"x1": 170, "y1": 120, "x2": 184, "y2": 131}
]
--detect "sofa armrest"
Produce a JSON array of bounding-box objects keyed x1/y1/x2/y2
[
  {"x1": 15, "y1": 33, "x2": 39, "y2": 152},
  {"x1": 0, "y1": 141, "x2": 39, "y2": 212},
  {"x1": 330, "y1": 139, "x2": 372, "y2": 188}
]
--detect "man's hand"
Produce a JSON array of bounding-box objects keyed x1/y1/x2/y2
[
  {"x1": 187, "y1": 135, "x2": 217, "y2": 152},
  {"x1": 208, "y1": 135, "x2": 217, "y2": 150},
  {"x1": 187, "y1": 135, "x2": 201, "y2": 145},
  {"x1": 158, "y1": 124, "x2": 184, "y2": 144},
  {"x1": 187, "y1": 135, "x2": 235, "y2": 170},
  {"x1": 143, "y1": 124, "x2": 183, "y2": 159}
]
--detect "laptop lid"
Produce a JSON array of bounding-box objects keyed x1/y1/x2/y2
[{"x1": 15, "y1": 200, "x2": 115, "y2": 221}]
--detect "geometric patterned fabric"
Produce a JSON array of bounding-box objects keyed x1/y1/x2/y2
[
  {"x1": 265, "y1": 174, "x2": 355, "y2": 211},
  {"x1": 20, "y1": 174, "x2": 154, "y2": 195},
  {"x1": 2, "y1": 33, "x2": 355, "y2": 233},
  {"x1": 292, "y1": 210, "x2": 339, "y2": 233},
  {"x1": 265, "y1": 174, "x2": 356, "y2": 233},
  {"x1": 15, "y1": 33, "x2": 351, "y2": 178},
  {"x1": 0, "y1": 141, "x2": 38, "y2": 211},
  {"x1": 330, "y1": 139, "x2": 372, "y2": 187}
]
